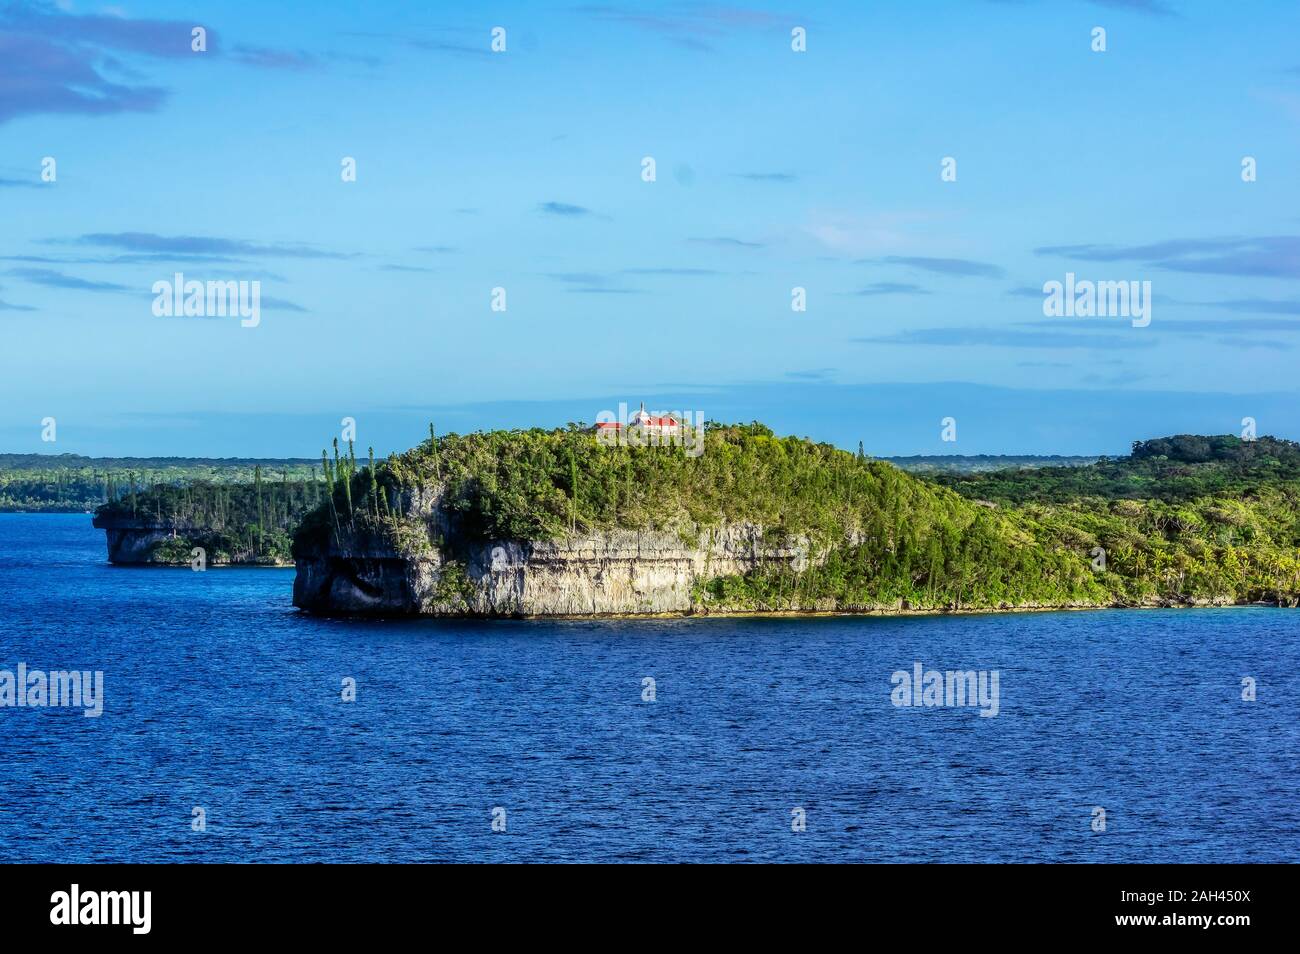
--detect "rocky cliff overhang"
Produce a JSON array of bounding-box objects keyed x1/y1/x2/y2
[
  {"x1": 91, "y1": 512, "x2": 195, "y2": 532},
  {"x1": 91, "y1": 512, "x2": 285, "y2": 566}
]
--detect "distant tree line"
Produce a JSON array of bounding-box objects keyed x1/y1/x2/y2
[{"x1": 0, "y1": 457, "x2": 315, "y2": 513}]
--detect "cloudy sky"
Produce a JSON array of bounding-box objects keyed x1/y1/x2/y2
[{"x1": 2, "y1": 0, "x2": 1298, "y2": 456}]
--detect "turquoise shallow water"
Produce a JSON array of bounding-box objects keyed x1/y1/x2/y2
[{"x1": 1, "y1": 513, "x2": 1297, "y2": 862}]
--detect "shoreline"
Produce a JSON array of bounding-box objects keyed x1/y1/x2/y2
[
  {"x1": 295, "y1": 599, "x2": 1287, "y2": 622},
  {"x1": 102, "y1": 561, "x2": 294, "y2": 569}
]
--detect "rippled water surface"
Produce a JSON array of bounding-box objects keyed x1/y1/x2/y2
[{"x1": 2, "y1": 513, "x2": 1297, "y2": 862}]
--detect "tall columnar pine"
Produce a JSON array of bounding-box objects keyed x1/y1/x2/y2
[
  {"x1": 342, "y1": 445, "x2": 355, "y2": 526},
  {"x1": 429, "y1": 423, "x2": 441, "y2": 481},
  {"x1": 331, "y1": 439, "x2": 350, "y2": 521},
  {"x1": 386, "y1": 452, "x2": 400, "y2": 518},
  {"x1": 368, "y1": 446, "x2": 378, "y2": 520},
  {"x1": 570, "y1": 451, "x2": 579, "y2": 534},
  {"x1": 254, "y1": 465, "x2": 265, "y2": 554},
  {"x1": 321, "y1": 450, "x2": 341, "y2": 544}
]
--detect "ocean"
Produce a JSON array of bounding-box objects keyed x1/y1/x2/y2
[{"x1": 1, "y1": 513, "x2": 1296, "y2": 863}]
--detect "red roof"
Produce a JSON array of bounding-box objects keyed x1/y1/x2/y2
[{"x1": 594, "y1": 418, "x2": 679, "y2": 428}]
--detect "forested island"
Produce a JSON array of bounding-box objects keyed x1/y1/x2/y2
[
  {"x1": 288, "y1": 425, "x2": 1300, "y2": 616},
  {"x1": 79, "y1": 442, "x2": 382, "y2": 565},
  {"x1": 21, "y1": 426, "x2": 1297, "y2": 610},
  {"x1": 92, "y1": 466, "x2": 320, "y2": 565},
  {"x1": 1, "y1": 454, "x2": 317, "y2": 565}
]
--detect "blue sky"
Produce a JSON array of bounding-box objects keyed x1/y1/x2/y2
[{"x1": 2, "y1": 0, "x2": 1299, "y2": 457}]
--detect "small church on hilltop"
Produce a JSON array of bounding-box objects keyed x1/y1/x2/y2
[{"x1": 593, "y1": 403, "x2": 680, "y2": 436}]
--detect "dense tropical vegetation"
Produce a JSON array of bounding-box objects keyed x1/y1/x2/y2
[
  {"x1": 932, "y1": 434, "x2": 1300, "y2": 504},
  {"x1": 291, "y1": 424, "x2": 1300, "y2": 612}
]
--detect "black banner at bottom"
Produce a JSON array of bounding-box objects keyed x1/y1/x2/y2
[{"x1": 0, "y1": 862, "x2": 1278, "y2": 940}]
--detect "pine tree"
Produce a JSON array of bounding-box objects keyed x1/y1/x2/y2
[
  {"x1": 343, "y1": 442, "x2": 356, "y2": 527},
  {"x1": 570, "y1": 451, "x2": 579, "y2": 534},
  {"x1": 368, "y1": 446, "x2": 378, "y2": 520},
  {"x1": 322, "y1": 450, "x2": 341, "y2": 543},
  {"x1": 254, "y1": 465, "x2": 265, "y2": 554}
]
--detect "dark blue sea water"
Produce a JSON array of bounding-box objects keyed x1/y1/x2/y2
[{"x1": 1, "y1": 513, "x2": 1297, "y2": 863}]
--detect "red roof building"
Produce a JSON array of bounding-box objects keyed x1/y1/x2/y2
[{"x1": 593, "y1": 403, "x2": 680, "y2": 433}]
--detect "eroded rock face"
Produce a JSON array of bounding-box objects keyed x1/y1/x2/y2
[
  {"x1": 102, "y1": 527, "x2": 174, "y2": 563},
  {"x1": 293, "y1": 555, "x2": 416, "y2": 613},
  {"x1": 465, "y1": 527, "x2": 808, "y2": 616},
  {"x1": 91, "y1": 514, "x2": 184, "y2": 564},
  {"x1": 292, "y1": 518, "x2": 810, "y2": 617}
]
